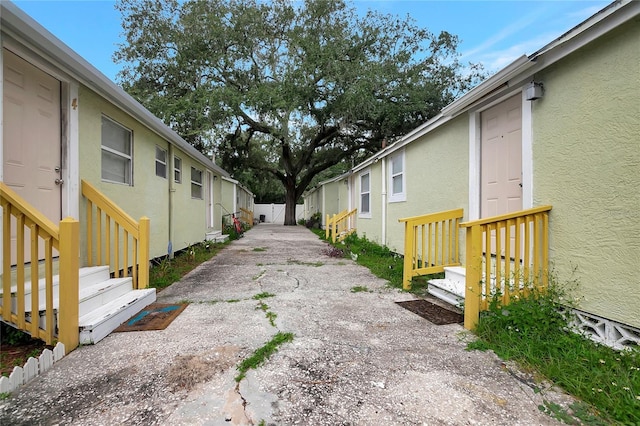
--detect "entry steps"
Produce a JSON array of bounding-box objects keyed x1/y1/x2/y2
[
  {"x1": 0, "y1": 265, "x2": 156, "y2": 345},
  {"x1": 427, "y1": 266, "x2": 466, "y2": 308},
  {"x1": 205, "y1": 230, "x2": 229, "y2": 243}
]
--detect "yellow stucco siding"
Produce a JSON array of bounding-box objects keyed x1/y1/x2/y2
[
  {"x1": 356, "y1": 165, "x2": 382, "y2": 244},
  {"x1": 170, "y1": 152, "x2": 208, "y2": 250},
  {"x1": 532, "y1": 20, "x2": 640, "y2": 328},
  {"x1": 78, "y1": 86, "x2": 210, "y2": 260},
  {"x1": 386, "y1": 116, "x2": 470, "y2": 254}
]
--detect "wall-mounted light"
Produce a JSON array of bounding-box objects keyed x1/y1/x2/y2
[
  {"x1": 525, "y1": 81, "x2": 544, "y2": 101},
  {"x1": 213, "y1": 175, "x2": 218, "y2": 181}
]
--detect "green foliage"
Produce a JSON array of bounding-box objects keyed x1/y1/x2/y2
[
  {"x1": 235, "y1": 332, "x2": 294, "y2": 382},
  {"x1": 338, "y1": 233, "x2": 404, "y2": 289},
  {"x1": 150, "y1": 241, "x2": 225, "y2": 290},
  {"x1": 304, "y1": 212, "x2": 322, "y2": 229},
  {"x1": 0, "y1": 323, "x2": 33, "y2": 346},
  {"x1": 470, "y1": 282, "x2": 640, "y2": 425},
  {"x1": 252, "y1": 292, "x2": 275, "y2": 300},
  {"x1": 115, "y1": 0, "x2": 485, "y2": 223},
  {"x1": 350, "y1": 286, "x2": 370, "y2": 293}
]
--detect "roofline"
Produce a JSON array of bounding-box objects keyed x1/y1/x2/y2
[
  {"x1": 1, "y1": 1, "x2": 230, "y2": 177},
  {"x1": 353, "y1": 0, "x2": 638, "y2": 173}
]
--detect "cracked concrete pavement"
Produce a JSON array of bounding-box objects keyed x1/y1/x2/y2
[{"x1": 0, "y1": 224, "x2": 576, "y2": 425}]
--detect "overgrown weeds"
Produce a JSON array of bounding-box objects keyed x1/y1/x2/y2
[
  {"x1": 235, "y1": 332, "x2": 294, "y2": 382},
  {"x1": 150, "y1": 240, "x2": 226, "y2": 290},
  {"x1": 468, "y1": 281, "x2": 640, "y2": 424}
]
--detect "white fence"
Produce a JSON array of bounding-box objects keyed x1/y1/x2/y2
[
  {"x1": 254, "y1": 204, "x2": 304, "y2": 224},
  {"x1": 0, "y1": 342, "x2": 66, "y2": 393}
]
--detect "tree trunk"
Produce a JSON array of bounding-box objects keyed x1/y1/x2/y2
[{"x1": 283, "y1": 183, "x2": 298, "y2": 226}]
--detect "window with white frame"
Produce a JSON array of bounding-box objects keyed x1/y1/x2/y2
[
  {"x1": 388, "y1": 150, "x2": 406, "y2": 202},
  {"x1": 174, "y1": 156, "x2": 182, "y2": 183},
  {"x1": 155, "y1": 146, "x2": 167, "y2": 178},
  {"x1": 101, "y1": 116, "x2": 132, "y2": 185},
  {"x1": 191, "y1": 166, "x2": 203, "y2": 199},
  {"x1": 360, "y1": 171, "x2": 371, "y2": 217}
]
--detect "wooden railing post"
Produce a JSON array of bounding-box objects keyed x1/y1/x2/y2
[
  {"x1": 464, "y1": 224, "x2": 483, "y2": 330},
  {"x1": 58, "y1": 217, "x2": 79, "y2": 352},
  {"x1": 325, "y1": 214, "x2": 330, "y2": 240},
  {"x1": 402, "y1": 220, "x2": 414, "y2": 290},
  {"x1": 138, "y1": 217, "x2": 150, "y2": 289}
]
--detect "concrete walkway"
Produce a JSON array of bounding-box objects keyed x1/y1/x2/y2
[{"x1": 0, "y1": 224, "x2": 574, "y2": 425}]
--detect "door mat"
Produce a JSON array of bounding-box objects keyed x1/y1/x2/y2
[
  {"x1": 114, "y1": 303, "x2": 189, "y2": 332},
  {"x1": 395, "y1": 300, "x2": 463, "y2": 325}
]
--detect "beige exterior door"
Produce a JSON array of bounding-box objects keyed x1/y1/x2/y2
[
  {"x1": 480, "y1": 94, "x2": 522, "y2": 218},
  {"x1": 3, "y1": 49, "x2": 62, "y2": 262}
]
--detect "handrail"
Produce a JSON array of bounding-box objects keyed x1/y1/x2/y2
[
  {"x1": 399, "y1": 208, "x2": 464, "y2": 290},
  {"x1": 326, "y1": 208, "x2": 357, "y2": 243},
  {"x1": 461, "y1": 206, "x2": 552, "y2": 329},
  {"x1": 81, "y1": 180, "x2": 149, "y2": 289},
  {"x1": 0, "y1": 183, "x2": 79, "y2": 351},
  {"x1": 239, "y1": 207, "x2": 253, "y2": 227}
]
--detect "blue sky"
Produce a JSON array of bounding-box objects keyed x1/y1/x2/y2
[{"x1": 13, "y1": 0, "x2": 610, "y2": 82}]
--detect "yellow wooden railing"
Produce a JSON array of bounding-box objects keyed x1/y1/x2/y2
[
  {"x1": 399, "y1": 209, "x2": 464, "y2": 290},
  {"x1": 239, "y1": 207, "x2": 254, "y2": 227},
  {"x1": 326, "y1": 208, "x2": 357, "y2": 243},
  {"x1": 0, "y1": 183, "x2": 79, "y2": 351},
  {"x1": 82, "y1": 180, "x2": 149, "y2": 289},
  {"x1": 461, "y1": 205, "x2": 552, "y2": 329}
]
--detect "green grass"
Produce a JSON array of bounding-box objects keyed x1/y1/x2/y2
[
  {"x1": 350, "y1": 285, "x2": 370, "y2": 293},
  {"x1": 468, "y1": 285, "x2": 640, "y2": 425},
  {"x1": 235, "y1": 332, "x2": 294, "y2": 382},
  {"x1": 149, "y1": 241, "x2": 227, "y2": 290}
]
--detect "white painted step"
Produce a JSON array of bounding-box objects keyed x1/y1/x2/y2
[
  {"x1": 443, "y1": 266, "x2": 466, "y2": 283},
  {"x1": 205, "y1": 231, "x2": 229, "y2": 243},
  {"x1": 78, "y1": 277, "x2": 134, "y2": 317},
  {"x1": 2, "y1": 266, "x2": 111, "y2": 312},
  {"x1": 427, "y1": 278, "x2": 465, "y2": 308},
  {"x1": 79, "y1": 289, "x2": 156, "y2": 345},
  {"x1": 427, "y1": 266, "x2": 466, "y2": 308}
]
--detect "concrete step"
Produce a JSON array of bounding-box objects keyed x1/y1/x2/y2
[
  {"x1": 79, "y1": 289, "x2": 156, "y2": 345},
  {"x1": 78, "y1": 278, "x2": 134, "y2": 318},
  {"x1": 443, "y1": 266, "x2": 466, "y2": 283},
  {"x1": 205, "y1": 231, "x2": 229, "y2": 243},
  {"x1": 427, "y1": 278, "x2": 465, "y2": 308}
]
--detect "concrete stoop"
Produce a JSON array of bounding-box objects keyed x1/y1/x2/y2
[
  {"x1": 1, "y1": 265, "x2": 156, "y2": 345},
  {"x1": 427, "y1": 266, "x2": 465, "y2": 308},
  {"x1": 205, "y1": 230, "x2": 230, "y2": 243}
]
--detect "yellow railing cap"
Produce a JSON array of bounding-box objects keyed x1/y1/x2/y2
[
  {"x1": 398, "y1": 208, "x2": 464, "y2": 223},
  {"x1": 460, "y1": 205, "x2": 552, "y2": 228}
]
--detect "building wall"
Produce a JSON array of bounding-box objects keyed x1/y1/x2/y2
[
  {"x1": 385, "y1": 115, "x2": 470, "y2": 254},
  {"x1": 78, "y1": 86, "x2": 171, "y2": 261},
  {"x1": 170, "y1": 149, "x2": 209, "y2": 249},
  {"x1": 532, "y1": 20, "x2": 640, "y2": 328},
  {"x1": 356, "y1": 165, "x2": 382, "y2": 244},
  {"x1": 78, "y1": 86, "x2": 214, "y2": 260}
]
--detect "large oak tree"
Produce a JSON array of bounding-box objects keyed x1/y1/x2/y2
[{"x1": 115, "y1": 0, "x2": 482, "y2": 224}]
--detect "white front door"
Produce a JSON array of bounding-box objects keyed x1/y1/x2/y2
[
  {"x1": 480, "y1": 94, "x2": 522, "y2": 218},
  {"x1": 3, "y1": 49, "x2": 62, "y2": 262}
]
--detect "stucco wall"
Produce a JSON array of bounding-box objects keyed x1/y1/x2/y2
[
  {"x1": 356, "y1": 165, "x2": 382, "y2": 244},
  {"x1": 532, "y1": 20, "x2": 640, "y2": 328},
  {"x1": 78, "y1": 86, "x2": 170, "y2": 261},
  {"x1": 386, "y1": 115, "x2": 470, "y2": 254},
  {"x1": 170, "y1": 150, "x2": 209, "y2": 249},
  {"x1": 78, "y1": 86, "x2": 211, "y2": 261}
]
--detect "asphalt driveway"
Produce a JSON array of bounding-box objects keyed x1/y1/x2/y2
[{"x1": 0, "y1": 224, "x2": 574, "y2": 425}]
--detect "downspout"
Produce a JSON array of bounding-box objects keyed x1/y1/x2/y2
[
  {"x1": 168, "y1": 144, "x2": 175, "y2": 258},
  {"x1": 381, "y1": 157, "x2": 387, "y2": 246}
]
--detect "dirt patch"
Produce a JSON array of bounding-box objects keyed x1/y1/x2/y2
[
  {"x1": 396, "y1": 299, "x2": 463, "y2": 325},
  {"x1": 1, "y1": 340, "x2": 51, "y2": 377},
  {"x1": 167, "y1": 346, "x2": 241, "y2": 391}
]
